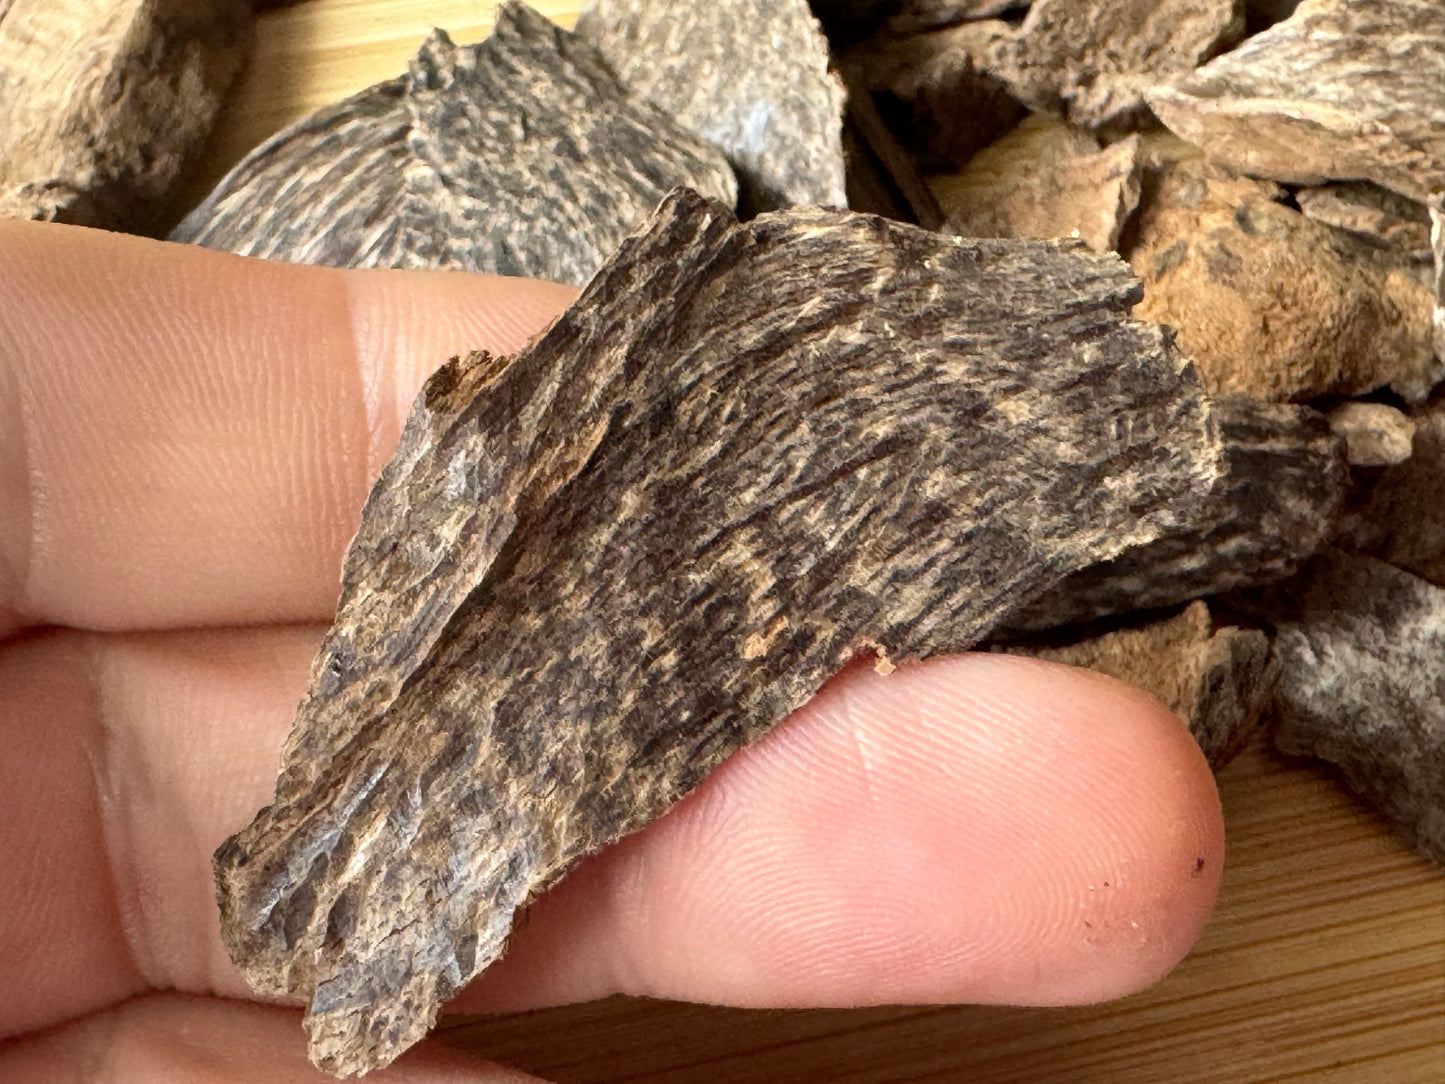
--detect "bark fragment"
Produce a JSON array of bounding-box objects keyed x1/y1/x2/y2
[
  {"x1": 1147, "y1": 0, "x2": 1445, "y2": 207},
  {"x1": 215, "y1": 189, "x2": 1221, "y2": 1077},
  {"x1": 933, "y1": 116, "x2": 1143, "y2": 253},
  {"x1": 853, "y1": 0, "x2": 1242, "y2": 137},
  {"x1": 1294, "y1": 183, "x2": 1433, "y2": 261},
  {"x1": 1327, "y1": 401, "x2": 1416, "y2": 468},
  {"x1": 0, "y1": 0, "x2": 251, "y2": 232},
  {"x1": 1004, "y1": 602, "x2": 1274, "y2": 770},
  {"x1": 170, "y1": 3, "x2": 737, "y2": 285},
  {"x1": 1127, "y1": 158, "x2": 1439, "y2": 401},
  {"x1": 1260, "y1": 551, "x2": 1445, "y2": 865},
  {"x1": 1337, "y1": 399, "x2": 1445, "y2": 587},
  {"x1": 1000, "y1": 396, "x2": 1346, "y2": 635},
  {"x1": 576, "y1": 0, "x2": 845, "y2": 212}
]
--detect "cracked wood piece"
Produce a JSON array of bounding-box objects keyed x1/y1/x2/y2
[
  {"x1": 932, "y1": 116, "x2": 1143, "y2": 253},
  {"x1": 1337, "y1": 399, "x2": 1445, "y2": 587},
  {"x1": 1327, "y1": 401, "x2": 1416, "y2": 468},
  {"x1": 215, "y1": 189, "x2": 1221, "y2": 1077},
  {"x1": 853, "y1": 0, "x2": 1241, "y2": 136},
  {"x1": 997, "y1": 0, "x2": 1244, "y2": 129},
  {"x1": 576, "y1": 0, "x2": 845, "y2": 211},
  {"x1": 1128, "y1": 158, "x2": 1439, "y2": 401},
  {"x1": 0, "y1": 0, "x2": 251, "y2": 231},
  {"x1": 1262, "y1": 551, "x2": 1445, "y2": 865},
  {"x1": 170, "y1": 3, "x2": 737, "y2": 285},
  {"x1": 999, "y1": 395, "x2": 1346, "y2": 636},
  {"x1": 1002, "y1": 601, "x2": 1274, "y2": 770},
  {"x1": 1295, "y1": 183, "x2": 1434, "y2": 261},
  {"x1": 1147, "y1": 0, "x2": 1445, "y2": 207}
]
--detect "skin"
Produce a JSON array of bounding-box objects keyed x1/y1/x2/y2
[{"x1": 0, "y1": 219, "x2": 1224, "y2": 1082}]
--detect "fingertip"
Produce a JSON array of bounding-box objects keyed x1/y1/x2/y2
[{"x1": 462, "y1": 652, "x2": 1223, "y2": 1013}]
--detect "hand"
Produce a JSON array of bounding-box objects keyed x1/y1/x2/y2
[{"x1": 0, "y1": 219, "x2": 1223, "y2": 1081}]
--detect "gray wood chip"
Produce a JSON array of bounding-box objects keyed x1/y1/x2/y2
[
  {"x1": 170, "y1": 3, "x2": 738, "y2": 285},
  {"x1": 1264, "y1": 550, "x2": 1445, "y2": 865},
  {"x1": 577, "y1": 0, "x2": 846, "y2": 211},
  {"x1": 1147, "y1": 0, "x2": 1445, "y2": 206}
]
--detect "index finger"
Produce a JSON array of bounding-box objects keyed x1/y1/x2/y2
[{"x1": 0, "y1": 220, "x2": 575, "y2": 635}]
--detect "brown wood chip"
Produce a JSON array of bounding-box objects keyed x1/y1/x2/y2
[{"x1": 214, "y1": 189, "x2": 1220, "y2": 1077}]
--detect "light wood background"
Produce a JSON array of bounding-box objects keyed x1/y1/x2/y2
[{"x1": 198, "y1": 3, "x2": 1445, "y2": 1081}]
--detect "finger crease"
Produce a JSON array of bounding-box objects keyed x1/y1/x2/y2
[{"x1": 84, "y1": 635, "x2": 163, "y2": 991}]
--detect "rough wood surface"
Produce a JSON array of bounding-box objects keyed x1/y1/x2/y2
[
  {"x1": 1295, "y1": 183, "x2": 1434, "y2": 261},
  {"x1": 1258, "y1": 551, "x2": 1445, "y2": 865},
  {"x1": 854, "y1": 0, "x2": 1241, "y2": 136},
  {"x1": 932, "y1": 116, "x2": 1143, "y2": 253},
  {"x1": 1147, "y1": 0, "x2": 1445, "y2": 207},
  {"x1": 1327, "y1": 402, "x2": 1416, "y2": 468},
  {"x1": 0, "y1": 0, "x2": 251, "y2": 231},
  {"x1": 214, "y1": 189, "x2": 1221, "y2": 1077},
  {"x1": 170, "y1": 3, "x2": 736, "y2": 284},
  {"x1": 576, "y1": 0, "x2": 845, "y2": 211},
  {"x1": 1337, "y1": 399, "x2": 1445, "y2": 587},
  {"x1": 1128, "y1": 158, "x2": 1439, "y2": 402},
  {"x1": 1004, "y1": 601, "x2": 1274, "y2": 770},
  {"x1": 999, "y1": 396, "x2": 1346, "y2": 636}
]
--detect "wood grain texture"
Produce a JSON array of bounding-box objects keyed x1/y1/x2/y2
[{"x1": 203, "y1": 3, "x2": 1445, "y2": 1081}]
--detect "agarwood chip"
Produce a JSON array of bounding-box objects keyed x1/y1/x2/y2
[
  {"x1": 999, "y1": 395, "x2": 1347, "y2": 636},
  {"x1": 1337, "y1": 399, "x2": 1445, "y2": 587},
  {"x1": 1147, "y1": 0, "x2": 1445, "y2": 207},
  {"x1": 215, "y1": 189, "x2": 1221, "y2": 1077},
  {"x1": 0, "y1": 0, "x2": 251, "y2": 231},
  {"x1": 576, "y1": 0, "x2": 845, "y2": 211},
  {"x1": 170, "y1": 3, "x2": 737, "y2": 285},
  {"x1": 1259, "y1": 550, "x2": 1445, "y2": 865},
  {"x1": 1003, "y1": 601, "x2": 1275, "y2": 770},
  {"x1": 1295, "y1": 183, "x2": 1434, "y2": 262},
  {"x1": 1128, "y1": 158, "x2": 1439, "y2": 401},
  {"x1": 1327, "y1": 401, "x2": 1416, "y2": 468},
  {"x1": 932, "y1": 116, "x2": 1143, "y2": 253},
  {"x1": 853, "y1": 0, "x2": 1241, "y2": 136}
]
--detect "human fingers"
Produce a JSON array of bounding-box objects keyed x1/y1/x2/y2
[
  {"x1": 0, "y1": 219, "x2": 575, "y2": 637},
  {"x1": 455, "y1": 651, "x2": 1223, "y2": 1012},
  {"x1": 0, "y1": 993, "x2": 542, "y2": 1084},
  {"x1": 0, "y1": 627, "x2": 1220, "y2": 1038}
]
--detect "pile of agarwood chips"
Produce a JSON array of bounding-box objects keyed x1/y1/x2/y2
[{"x1": 4, "y1": 0, "x2": 1441, "y2": 1077}]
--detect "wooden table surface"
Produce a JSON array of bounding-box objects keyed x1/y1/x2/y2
[{"x1": 196, "y1": 3, "x2": 1445, "y2": 1080}]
